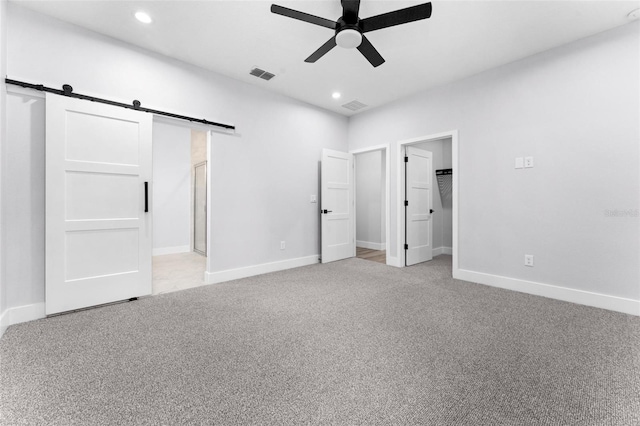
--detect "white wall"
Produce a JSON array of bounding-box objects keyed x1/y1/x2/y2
[
  {"x1": 2, "y1": 4, "x2": 348, "y2": 317},
  {"x1": 207, "y1": 101, "x2": 347, "y2": 274},
  {"x1": 349, "y1": 23, "x2": 640, "y2": 309},
  {"x1": 356, "y1": 150, "x2": 384, "y2": 249},
  {"x1": 0, "y1": 0, "x2": 8, "y2": 337},
  {"x1": 152, "y1": 121, "x2": 191, "y2": 255}
]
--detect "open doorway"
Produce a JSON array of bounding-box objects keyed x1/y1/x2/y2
[
  {"x1": 397, "y1": 132, "x2": 456, "y2": 269},
  {"x1": 355, "y1": 150, "x2": 386, "y2": 264},
  {"x1": 351, "y1": 145, "x2": 390, "y2": 265},
  {"x1": 151, "y1": 123, "x2": 208, "y2": 294}
]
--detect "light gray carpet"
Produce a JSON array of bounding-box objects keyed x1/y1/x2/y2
[{"x1": 1, "y1": 256, "x2": 639, "y2": 425}]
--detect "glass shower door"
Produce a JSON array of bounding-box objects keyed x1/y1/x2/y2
[{"x1": 194, "y1": 162, "x2": 207, "y2": 256}]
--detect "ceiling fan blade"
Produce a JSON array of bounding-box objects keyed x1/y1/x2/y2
[
  {"x1": 357, "y1": 35, "x2": 385, "y2": 67},
  {"x1": 271, "y1": 4, "x2": 336, "y2": 29},
  {"x1": 360, "y1": 2, "x2": 432, "y2": 33},
  {"x1": 341, "y1": 0, "x2": 361, "y2": 24},
  {"x1": 305, "y1": 37, "x2": 337, "y2": 63}
]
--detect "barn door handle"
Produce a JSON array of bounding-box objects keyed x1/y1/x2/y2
[{"x1": 144, "y1": 182, "x2": 149, "y2": 213}]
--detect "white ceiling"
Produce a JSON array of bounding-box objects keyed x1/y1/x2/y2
[{"x1": 11, "y1": 0, "x2": 640, "y2": 116}]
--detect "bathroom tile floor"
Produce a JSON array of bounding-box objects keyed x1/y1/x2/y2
[{"x1": 152, "y1": 252, "x2": 207, "y2": 295}]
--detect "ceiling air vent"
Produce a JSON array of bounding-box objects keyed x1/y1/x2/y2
[
  {"x1": 342, "y1": 100, "x2": 368, "y2": 111},
  {"x1": 250, "y1": 67, "x2": 276, "y2": 81}
]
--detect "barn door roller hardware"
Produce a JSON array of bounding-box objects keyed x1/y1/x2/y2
[{"x1": 5, "y1": 78, "x2": 235, "y2": 131}]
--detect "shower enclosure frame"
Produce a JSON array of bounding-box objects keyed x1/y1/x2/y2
[{"x1": 193, "y1": 161, "x2": 207, "y2": 256}]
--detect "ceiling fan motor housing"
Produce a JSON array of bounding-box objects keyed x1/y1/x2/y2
[{"x1": 335, "y1": 18, "x2": 363, "y2": 48}]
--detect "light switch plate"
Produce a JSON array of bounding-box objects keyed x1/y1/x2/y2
[
  {"x1": 310, "y1": 195, "x2": 317, "y2": 203},
  {"x1": 515, "y1": 157, "x2": 524, "y2": 169},
  {"x1": 524, "y1": 157, "x2": 534, "y2": 168}
]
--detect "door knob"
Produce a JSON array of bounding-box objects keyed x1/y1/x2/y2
[{"x1": 321, "y1": 209, "x2": 333, "y2": 214}]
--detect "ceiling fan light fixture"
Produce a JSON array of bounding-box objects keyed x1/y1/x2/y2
[{"x1": 336, "y1": 29, "x2": 362, "y2": 49}]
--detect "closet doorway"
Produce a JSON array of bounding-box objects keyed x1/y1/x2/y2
[{"x1": 396, "y1": 132, "x2": 456, "y2": 269}]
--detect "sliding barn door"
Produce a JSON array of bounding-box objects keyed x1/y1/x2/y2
[
  {"x1": 405, "y1": 146, "x2": 433, "y2": 266},
  {"x1": 321, "y1": 149, "x2": 355, "y2": 263},
  {"x1": 45, "y1": 93, "x2": 153, "y2": 315}
]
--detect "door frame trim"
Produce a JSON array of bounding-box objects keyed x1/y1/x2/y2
[
  {"x1": 396, "y1": 130, "x2": 458, "y2": 270},
  {"x1": 349, "y1": 144, "x2": 391, "y2": 266}
]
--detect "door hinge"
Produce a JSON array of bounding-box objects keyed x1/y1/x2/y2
[
  {"x1": 404, "y1": 200, "x2": 408, "y2": 206},
  {"x1": 404, "y1": 244, "x2": 409, "y2": 250},
  {"x1": 404, "y1": 156, "x2": 408, "y2": 163}
]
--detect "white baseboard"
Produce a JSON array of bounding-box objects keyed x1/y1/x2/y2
[
  {"x1": 356, "y1": 241, "x2": 385, "y2": 251},
  {"x1": 153, "y1": 245, "x2": 191, "y2": 256},
  {"x1": 433, "y1": 246, "x2": 453, "y2": 256},
  {"x1": 0, "y1": 309, "x2": 8, "y2": 339},
  {"x1": 0, "y1": 302, "x2": 46, "y2": 338},
  {"x1": 205, "y1": 255, "x2": 320, "y2": 284},
  {"x1": 11, "y1": 302, "x2": 46, "y2": 324},
  {"x1": 454, "y1": 268, "x2": 640, "y2": 317}
]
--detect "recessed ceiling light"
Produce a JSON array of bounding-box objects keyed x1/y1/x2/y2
[
  {"x1": 332, "y1": 92, "x2": 341, "y2": 99},
  {"x1": 135, "y1": 11, "x2": 152, "y2": 24}
]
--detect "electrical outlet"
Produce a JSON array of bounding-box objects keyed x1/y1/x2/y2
[
  {"x1": 515, "y1": 157, "x2": 524, "y2": 169},
  {"x1": 524, "y1": 156, "x2": 534, "y2": 168},
  {"x1": 280, "y1": 241, "x2": 286, "y2": 250},
  {"x1": 524, "y1": 254, "x2": 534, "y2": 267}
]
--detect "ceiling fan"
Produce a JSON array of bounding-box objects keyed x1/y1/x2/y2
[{"x1": 271, "y1": 0, "x2": 432, "y2": 67}]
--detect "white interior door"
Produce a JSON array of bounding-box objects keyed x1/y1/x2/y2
[
  {"x1": 321, "y1": 149, "x2": 354, "y2": 263},
  {"x1": 45, "y1": 93, "x2": 153, "y2": 315},
  {"x1": 405, "y1": 146, "x2": 433, "y2": 266}
]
